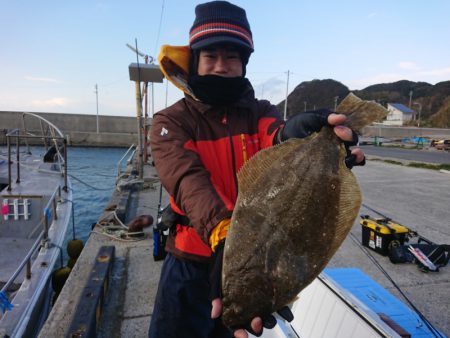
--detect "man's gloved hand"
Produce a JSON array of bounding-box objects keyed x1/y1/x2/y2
[
  {"x1": 343, "y1": 130, "x2": 365, "y2": 169},
  {"x1": 277, "y1": 109, "x2": 332, "y2": 142},
  {"x1": 239, "y1": 305, "x2": 294, "y2": 337},
  {"x1": 209, "y1": 240, "x2": 225, "y2": 302},
  {"x1": 275, "y1": 109, "x2": 365, "y2": 169}
]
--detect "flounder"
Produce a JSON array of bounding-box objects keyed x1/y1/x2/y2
[{"x1": 222, "y1": 93, "x2": 387, "y2": 328}]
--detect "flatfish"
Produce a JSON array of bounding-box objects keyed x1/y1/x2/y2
[{"x1": 222, "y1": 93, "x2": 387, "y2": 328}]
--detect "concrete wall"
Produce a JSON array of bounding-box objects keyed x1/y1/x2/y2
[
  {"x1": 2, "y1": 110, "x2": 449, "y2": 147},
  {"x1": 0, "y1": 111, "x2": 146, "y2": 147},
  {"x1": 362, "y1": 125, "x2": 450, "y2": 139}
]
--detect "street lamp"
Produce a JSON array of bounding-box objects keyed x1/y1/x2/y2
[
  {"x1": 94, "y1": 84, "x2": 99, "y2": 133},
  {"x1": 413, "y1": 102, "x2": 422, "y2": 127},
  {"x1": 334, "y1": 96, "x2": 339, "y2": 111}
]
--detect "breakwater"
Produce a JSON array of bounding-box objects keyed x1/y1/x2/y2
[
  {"x1": 2, "y1": 111, "x2": 450, "y2": 147},
  {"x1": 0, "y1": 111, "x2": 145, "y2": 147}
]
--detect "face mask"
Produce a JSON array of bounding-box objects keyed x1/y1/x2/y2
[{"x1": 188, "y1": 75, "x2": 250, "y2": 105}]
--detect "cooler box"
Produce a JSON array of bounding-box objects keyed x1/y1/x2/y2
[{"x1": 360, "y1": 216, "x2": 409, "y2": 256}]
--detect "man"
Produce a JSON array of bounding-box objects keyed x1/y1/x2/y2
[{"x1": 149, "y1": 2, "x2": 364, "y2": 337}]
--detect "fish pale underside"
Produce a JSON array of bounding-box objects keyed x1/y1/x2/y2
[{"x1": 222, "y1": 93, "x2": 387, "y2": 328}]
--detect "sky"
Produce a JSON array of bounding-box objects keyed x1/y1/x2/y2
[{"x1": 1, "y1": 0, "x2": 450, "y2": 117}]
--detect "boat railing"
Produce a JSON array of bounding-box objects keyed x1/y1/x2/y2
[
  {"x1": 117, "y1": 144, "x2": 136, "y2": 177},
  {"x1": 0, "y1": 184, "x2": 63, "y2": 296},
  {"x1": 5, "y1": 113, "x2": 68, "y2": 192}
]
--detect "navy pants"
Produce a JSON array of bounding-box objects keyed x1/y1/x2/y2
[{"x1": 148, "y1": 253, "x2": 233, "y2": 338}]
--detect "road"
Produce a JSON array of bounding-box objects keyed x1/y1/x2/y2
[
  {"x1": 329, "y1": 161, "x2": 450, "y2": 336},
  {"x1": 360, "y1": 145, "x2": 450, "y2": 164}
]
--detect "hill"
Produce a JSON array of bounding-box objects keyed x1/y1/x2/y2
[{"x1": 276, "y1": 79, "x2": 450, "y2": 127}]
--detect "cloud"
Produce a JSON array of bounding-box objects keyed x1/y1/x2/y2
[
  {"x1": 367, "y1": 12, "x2": 377, "y2": 19},
  {"x1": 25, "y1": 76, "x2": 59, "y2": 83},
  {"x1": 398, "y1": 61, "x2": 419, "y2": 70},
  {"x1": 31, "y1": 97, "x2": 69, "y2": 108},
  {"x1": 418, "y1": 67, "x2": 450, "y2": 77}
]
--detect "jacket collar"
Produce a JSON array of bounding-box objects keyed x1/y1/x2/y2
[{"x1": 184, "y1": 86, "x2": 257, "y2": 116}]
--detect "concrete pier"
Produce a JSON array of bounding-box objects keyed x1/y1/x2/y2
[
  {"x1": 38, "y1": 157, "x2": 167, "y2": 337},
  {"x1": 39, "y1": 152, "x2": 450, "y2": 337}
]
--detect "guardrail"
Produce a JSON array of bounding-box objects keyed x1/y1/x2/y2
[
  {"x1": 0, "y1": 184, "x2": 64, "y2": 295},
  {"x1": 117, "y1": 144, "x2": 136, "y2": 177},
  {"x1": 5, "y1": 113, "x2": 68, "y2": 192}
]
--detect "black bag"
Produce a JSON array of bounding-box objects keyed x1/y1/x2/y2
[
  {"x1": 388, "y1": 241, "x2": 450, "y2": 271},
  {"x1": 412, "y1": 243, "x2": 450, "y2": 268},
  {"x1": 388, "y1": 244, "x2": 414, "y2": 264}
]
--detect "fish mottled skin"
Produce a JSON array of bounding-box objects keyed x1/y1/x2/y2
[{"x1": 221, "y1": 94, "x2": 387, "y2": 328}]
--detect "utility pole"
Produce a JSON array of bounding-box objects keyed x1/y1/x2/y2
[
  {"x1": 126, "y1": 42, "x2": 155, "y2": 171},
  {"x1": 94, "y1": 84, "x2": 99, "y2": 133},
  {"x1": 304, "y1": 101, "x2": 307, "y2": 112},
  {"x1": 409, "y1": 90, "x2": 413, "y2": 109},
  {"x1": 413, "y1": 102, "x2": 422, "y2": 127},
  {"x1": 283, "y1": 70, "x2": 290, "y2": 120}
]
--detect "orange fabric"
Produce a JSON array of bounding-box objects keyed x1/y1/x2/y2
[
  {"x1": 158, "y1": 45, "x2": 194, "y2": 96},
  {"x1": 209, "y1": 218, "x2": 230, "y2": 252},
  {"x1": 169, "y1": 196, "x2": 185, "y2": 215},
  {"x1": 175, "y1": 224, "x2": 212, "y2": 257}
]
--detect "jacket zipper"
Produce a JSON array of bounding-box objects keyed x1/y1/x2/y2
[{"x1": 224, "y1": 110, "x2": 239, "y2": 195}]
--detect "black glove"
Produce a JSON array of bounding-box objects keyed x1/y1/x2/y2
[
  {"x1": 275, "y1": 109, "x2": 365, "y2": 169},
  {"x1": 343, "y1": 130, "x2": 365, "y2": 169},
  {"x1": 245, "y1": 306, "x2": 294, "y2": 337},
  {"x1": 209, "y1": 240, "x2": 225, "y2": 301},
  {"x1": 276, "y1": 109, "x2": 332, "y2": 143}
]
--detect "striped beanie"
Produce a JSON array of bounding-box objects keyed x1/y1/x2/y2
[{"x1": 189, "y1": 1, "x2": 254, "y2": 54}]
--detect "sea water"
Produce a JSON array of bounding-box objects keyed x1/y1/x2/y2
[
  {"x1": 0, "y1": 145, "x2": 127, "y2": 263},
  {"x1": 63, "y1": 147, "x2": 128, "y2": 252}
]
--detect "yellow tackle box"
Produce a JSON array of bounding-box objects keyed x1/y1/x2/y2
[{"x1": 360, "y1": 215, "x2": 410, "y2": 255}]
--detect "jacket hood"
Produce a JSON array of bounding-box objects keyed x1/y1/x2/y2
[
  {"x1": 158, "y1": 44, "x2": 255, "y2": 106},
  {"x1": 158, "y1": 45, "x2": 196, "y2": 98}
]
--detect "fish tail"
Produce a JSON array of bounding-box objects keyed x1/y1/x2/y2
[{"x1": 335, "y1": 93, "x2": 388, "y2": 131}]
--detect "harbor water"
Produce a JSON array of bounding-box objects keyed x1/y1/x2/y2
[{"x1": 63, "y1": 147, "x2": 128, "y2": 256}]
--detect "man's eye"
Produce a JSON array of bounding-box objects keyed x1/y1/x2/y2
[{"x1": 227, "y1": 54, "x2": 240, "y2": 59}]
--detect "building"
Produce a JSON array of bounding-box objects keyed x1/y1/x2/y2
[{"x1": 384, "y1": 103, "x2": 415, "y2": 126}]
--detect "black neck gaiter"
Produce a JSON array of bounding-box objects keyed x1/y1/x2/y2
[{"x1": 188, "y1": 75, "x2": 250, "y2": 105}]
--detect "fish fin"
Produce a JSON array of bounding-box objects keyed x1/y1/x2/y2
[
  {"x1": 330, "y1": 159, "x2": 362, "y2": 254},
  {"x1": 237, "y1": 139, "x2": 304, "y2": 195},
  {"x1": 336, "y1": 93, "x2": 388, "y2": 131}
]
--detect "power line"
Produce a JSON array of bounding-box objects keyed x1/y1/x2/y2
[{"x1": 154, "y1": 0, "x2": 166, "y2": 58}]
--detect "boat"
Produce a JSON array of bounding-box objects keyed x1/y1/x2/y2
[
  {"x1": 0, "y1": 113, "x2": 72, "y2": 337},
  {"x1": 256, "y1": 267, "x2": 446, "y2": 338}
]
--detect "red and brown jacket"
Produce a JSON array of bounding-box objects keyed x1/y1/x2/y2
[
  {"x1": 150, "y1": 90, "x2": 283, "y2": 262},
  {"x1": 150, "y1": 45, "x2": 284, "y2": 262}
]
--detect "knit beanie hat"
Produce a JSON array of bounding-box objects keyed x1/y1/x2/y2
[{"x1": 189, "y1": 1, "x2": 254, "y2": 55}]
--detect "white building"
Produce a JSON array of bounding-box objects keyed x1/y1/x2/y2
[{"x1": 384, "y1": 103, "x2": 415, "y2": 126}]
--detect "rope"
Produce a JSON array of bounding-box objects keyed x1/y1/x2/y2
[
  {"x1": 0, "y1": 291, "x2": 13, "y2": 313},
  {"x1": 91, "y1": 210, "x2": 147, "y2": 242},
  {"x1": 68, "y1": 174, "x2": 112, "y2": 191}
]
